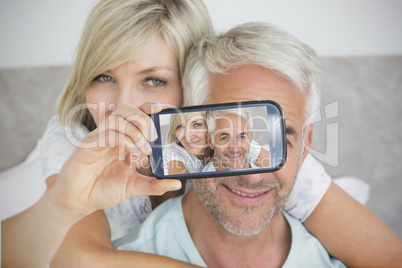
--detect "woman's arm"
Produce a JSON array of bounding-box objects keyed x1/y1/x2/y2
[
  {"x1": 50, "y1": 208, "x2": 200, "y2": 268},
  {"x1": 254, "y1": 148, "x2": 271, "y2": 167},
  {"x1": 168, "y1": 160, "x2": 191, "y2": 175},
  {"x1": 1, "y1": 187, "x2": 84, "y2": 268},
  {"x1": 304, "y1": 182, "x2": 402, "y2": 268},
  {"x1": 2, "y1": 103, "x2": 186, "y2": 267},
  {"x1": 47, "y1": 173, "x2": 198, "y2": 268}
]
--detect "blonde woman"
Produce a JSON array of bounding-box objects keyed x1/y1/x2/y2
[
  {"x1": 163, "y1": 112, "x2": 212, "y2": 175},
  {"x1": 3, "y1": 0, "x2": 213, "y2": 267}
]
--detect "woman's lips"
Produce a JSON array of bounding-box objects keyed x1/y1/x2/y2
[{"x1": 186, "y1": 140, "x2": 200, "y2": 147}]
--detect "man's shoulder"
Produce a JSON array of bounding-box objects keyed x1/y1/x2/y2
[
  {"x1": 113, "y1": 195, "x2": 205, "y2": 266},
  {"x1": 202, "y1": 161, "x2": 216, "y2": 172},
  {"x1": 282, "y1": 211, "x2": 346, "y2": 268}
]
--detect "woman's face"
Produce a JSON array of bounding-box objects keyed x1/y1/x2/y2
[
  {"x1": 86, "y1": 35, "x2": 182, "y2": 126},
  {"x1": 175, "y1": 112, "x2": 208, "y2": 156}
]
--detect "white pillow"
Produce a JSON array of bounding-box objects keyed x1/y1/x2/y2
[{"x1": 0, "y1": 139, "x2": 46, "y2": 220}]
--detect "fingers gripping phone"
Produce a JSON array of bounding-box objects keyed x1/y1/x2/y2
[{"x1": 149, "y1": 100, "x2": 287, "y2": 180}]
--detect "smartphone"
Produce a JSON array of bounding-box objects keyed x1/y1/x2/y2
[{"x1": 149, "y1": 100, "x2": 286, "y2": 180}]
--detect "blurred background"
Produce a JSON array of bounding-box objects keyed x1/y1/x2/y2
[{"x1": 1, "y1": 0, "x2": 401, "y2": 68}]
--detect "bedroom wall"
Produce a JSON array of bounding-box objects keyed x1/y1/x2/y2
[{"x1": 1, "y1": 0, "x2": 402, "y2": 68}]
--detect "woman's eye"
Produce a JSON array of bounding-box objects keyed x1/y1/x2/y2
[
  {"x1": 194, "y1": 123, "x2": 202, "y2": 127},
  {"x1": 176, "y1": 125, "x2": 184, "y2": 129},
  {"x1": 145, "y1": 77, "x2": 166, "y2": 86},
  {"x1": 94, "y1": 74, "x2": 114, "y2": 82}
]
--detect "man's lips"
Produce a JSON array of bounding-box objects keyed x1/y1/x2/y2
[
  {"x1": 224, "y1": 185, "x2": 270, "y2": 198},
  {"x1": 224, "y1": 153, "x2": 244, "y2": 160}
]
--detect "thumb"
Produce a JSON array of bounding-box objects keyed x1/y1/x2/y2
[
  {"x1": 126, "y1": 173, "x2": 183, "y2": 197},
  {"x1": 150, "y1": 179, "x2": 183, "y2": 195},
  {"x1": 139, "y1": 101, "x2": 164, "y2": 115},
  {"x1": 139, "y1": 101, "x2": 180, "y2": 115}
]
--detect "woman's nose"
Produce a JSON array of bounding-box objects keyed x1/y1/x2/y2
[
  {"x1": 185, "y1": 129, "x2": 196, "y2": 141},
  {"x1": 115, "y1": 84, "x2": 141, "y2": 108}
]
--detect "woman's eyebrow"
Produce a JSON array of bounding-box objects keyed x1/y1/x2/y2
[{"x1": 139, "y1": 66, "x2": 175, "y2": 74}]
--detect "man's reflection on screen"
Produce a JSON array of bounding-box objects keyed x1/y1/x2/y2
[{"x1": 203, "y1": 108, "x2": 271, "y2": 172}]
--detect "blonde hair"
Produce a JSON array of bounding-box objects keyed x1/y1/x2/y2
[
  {"x1": 57, "y1": 0, "x2": 213, "y2": 130},
  {"x1": 183, "y1": 22, "x2": 321, "y2": 119},
  {"x1": 166, "y1": 111, "x2": 205, "y2": 144}
]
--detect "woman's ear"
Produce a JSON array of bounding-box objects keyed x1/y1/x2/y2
[{"x1": 207, "y1": 133, "x2": 214, "y2": 149}]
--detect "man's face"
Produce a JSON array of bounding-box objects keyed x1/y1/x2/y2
[
  {"x1": 208, "y1": 113, "x2": 252, "y2": 171},
  {"x1": 192, "y1": 64, "x2": 312, "y2": 236}
]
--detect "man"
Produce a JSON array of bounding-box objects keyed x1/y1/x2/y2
[
  {"x1": 114, "y1": 22, "x2": 346, "y2": 267},
  {"x1": 203, "y1": 108, "x2": 260, "y2": 171}
]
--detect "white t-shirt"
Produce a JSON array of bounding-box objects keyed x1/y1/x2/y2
[
  {"x1": 114, "y1": 195, "x2": 345, "y2": 268},
  {"x1": 40, "y1": 116, "x2": 330, "y2": 239},
  {"x1": 163, "y1": 143, "x2": 204, "y2": 174}
]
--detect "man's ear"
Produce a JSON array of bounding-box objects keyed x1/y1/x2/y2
[
  {"x1": 248, "y1": 130, "x2": 253, "y2": 148},
  {"x1": 299, "y1": 124, "x2": 313, "y2": 168},
  {"x1": 206, "y1": 133, "x2": 214, "y2": 149}
]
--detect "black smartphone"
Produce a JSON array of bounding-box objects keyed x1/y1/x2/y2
[{"x1": 149, "y1": 100, "x2": 286, "y2": 180}]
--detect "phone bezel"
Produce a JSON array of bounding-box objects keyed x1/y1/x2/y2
[{"x1": 149, "y1": 100, "x2": 287, "y2": 180}]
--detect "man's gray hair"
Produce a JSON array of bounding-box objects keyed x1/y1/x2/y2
[
  {"x1": 205, "y1": 108, "x2": 253, "y2": 136},
  {"x1": 182, "y1": 22, "x2": 321, "y2": 119}
]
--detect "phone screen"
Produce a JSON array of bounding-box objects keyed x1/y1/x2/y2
[{"x1": 149, "y1": 100, "x2": 286, "y2": 179}]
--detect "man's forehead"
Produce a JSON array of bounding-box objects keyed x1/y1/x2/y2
[
  {"x1": 215, "y1": 114, "x2": 248, "y2": 128},
  {"x1": 207, "y1": 65, "x2": 296, "y2": 104},
  {"x1": 206, "y1": 65, "x2": 306, "y2": 128}
]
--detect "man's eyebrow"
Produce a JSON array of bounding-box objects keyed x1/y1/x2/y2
[{"x1": 286, "y1": 126, "x2": 298, "y2": 139}]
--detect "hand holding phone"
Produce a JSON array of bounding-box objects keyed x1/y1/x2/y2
[{"x1": 149, "y1": 100, "x2": 287, "y2": 179}]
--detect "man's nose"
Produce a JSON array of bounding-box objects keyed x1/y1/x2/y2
[
  {"x1": 229, "y1": 138, "x2": 239, "y2": 151},
  {"x1": 239, "y1": 172, "x2": 273, "y2": 186}
]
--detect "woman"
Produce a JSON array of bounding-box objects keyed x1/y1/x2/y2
[
  {"x1": 2, "y1": 0, "x2": 400, "y2": 267},
  {"x1": 164, "y1": 111, "x2": 212, "y2": 175},
  {"x1": 4, "y1": 0, "x2": 212, "y2": 267}
]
